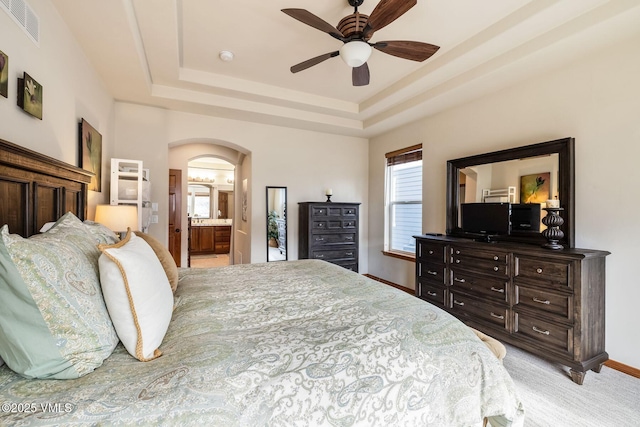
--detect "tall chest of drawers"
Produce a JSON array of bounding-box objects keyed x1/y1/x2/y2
[
  {"x1": 415, "y1": 234, "x2": 609, "y2": 384},
  {"x1": 298, "y1": 202, "x2": 360, "y2": 272}
]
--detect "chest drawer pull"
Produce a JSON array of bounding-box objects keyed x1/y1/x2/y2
[
  {"x1": 427, "y1": 270, "x2": 438, "y2": 276},
  {"x1": 315, "y1": 237, "x2": 325, "y2": 242},
  {"x1": 533, "y1": 297, "x2": 551, "y2": 305},
  {"x1": 346, "y1": 252, "x2": 354, "y2": 256},
  {"x1": 453, "y1": 277, "x2": 466, "y2": 283},
  {"x1": 532, "y1": 326, "x2": 550, "y2": 335},
  {"x1": 536, "y1": 268, "x2": 543, "y2": 274},
  {"x1": 493, "y1": 266, "x2": 499, "y2": 271},
  {"x1": 490, "y1": 312, "x2": 504, "y2": 320},
  {"x1": 455, "y1": 250, "x2": 461, "y2": 255},
  {"x1": 345, "y1": 236, "x2": 353, "y2": 240},
  {"x1": 315, "y1": 254, "x2": 325, "y2": 259},
  {"x1": 453, "y1": 300, "x2": 465, "y2": 306},
  {"x1": 490, "y1": 287, "x2": 504, "y2": 293},
  {"x1": 493, "y1": 256, "x2": 499, "y2": 261},
  {"x1": 426, "y1": 291, "x2": 437, "y2": 297},
  {"x1": 428, "y1": 250, "x2": 434, "y2": 255},
  {"x1": 455, "y1": 259, "x2": 461, "y2": 264}
]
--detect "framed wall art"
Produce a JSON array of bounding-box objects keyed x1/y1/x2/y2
[
  {"x1": 79, "y1": 118, "x2": 102, "y2": 192},
  {"x1": 17, "y1": 72, "x2": 43, "y2": 119},
  {"x1": 520, "y1": 172, "x2": 550, "y2": 204},
  {"x1": 0, "y1": 50, "x2": 8, "y2": 98}
]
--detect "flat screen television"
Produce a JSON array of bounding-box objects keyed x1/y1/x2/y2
[{"x1": 461, "y1": 203, "x2": 511, "y2": 236}]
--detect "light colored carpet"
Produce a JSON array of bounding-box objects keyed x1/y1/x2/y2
[{"x1": 502, "y1": 343, "x2": 640, "y2": 427}]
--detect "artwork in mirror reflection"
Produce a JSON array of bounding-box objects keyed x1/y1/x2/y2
[
  {"x1": 266, "y1": 186, "x2": 287, "y2": 262},
  {"x1": 458, "y1": 153, "x2": 558, "y2": 231}
]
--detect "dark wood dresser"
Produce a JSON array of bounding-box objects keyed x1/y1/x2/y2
[
  {"x1": 415, "y1": 234, "x2": 609, "y2": 384},
  {"x1": 298, "y1": 202, "x2": 360, "y2": 272}
]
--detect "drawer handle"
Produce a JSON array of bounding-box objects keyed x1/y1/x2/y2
[
  {"x1": 453, "y1": 277, "x2": 466, "y2": 283},
  {"x1": 455, "y1": 250, "x2": 461, "y2": 255},
  {"x1": 318, "y1": 224, "x2": 324, "y2": 227},
  {"x1": 427, "y1": 270, "x2": 438, "y2": 276},
  {"x1": 532, "y1": 326, "x2": 550, "y2": 335},
  {"x1": 490, "y1": 312, "x2": 504, "y2": 320},
  {"x1": 453, "y1": 300, "x2": 465, "y2": 306},
  {"x1": 533, "y1": 297, "x2": 551, "y2": 305},
  {"x1": 493, "y1": 266, "x2": 499, "y2": 271},
  {"x1": 490, "y1": 287, "x2": 504, "y2": 293},
  {"x1": 315, "y1": 237, "x2": 325, "y2": 242},
  {"x1": 345, "y1": 236, "x2": 353, "y2": 240},
  {"x1": 315, "y1": 254, "x2": 325, "y2": 259},
  {"x1": 536, "y1": 268, "x2": 543, "y2": 274},
  {"x1": 426, "y1": 291, "x2": 437, "y2": 297},
  {"x1": 428, "y1": 250, "x2": 434, "y2": 255},
  {"x1": 493, "y1": 256, "x2": 499, "y2": 261},
  {"x1": 455, "y1": 259, "x2": 461, "y2": 264},
  {"x1": 345, "y1": 252, "x2": 353, "y2": 256}
]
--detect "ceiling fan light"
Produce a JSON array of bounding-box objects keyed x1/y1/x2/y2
[{"x1": 339, "y1": 41, "x2": 372, "y2": 68}]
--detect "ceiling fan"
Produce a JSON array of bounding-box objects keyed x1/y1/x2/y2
[{"x1": 282, "y1": 0, "x2": 440, "y2": 86}]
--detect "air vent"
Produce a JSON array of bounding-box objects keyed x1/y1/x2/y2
[{"x1": 1, "y1": 0, "x2": 39, "y2": 46}]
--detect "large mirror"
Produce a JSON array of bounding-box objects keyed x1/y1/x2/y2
[
  {"x1": 446, "y1": 137, "x2": 575, "y2": 247},
  {"x1": 266, "y1": 186, "x2": 287, "y2": 261}
]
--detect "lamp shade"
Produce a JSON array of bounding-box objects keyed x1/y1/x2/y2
[
  {"x1": 339, "y1": 41, "x2": 372, "y2": 68},
  {"x1": 95, "y1": 204, "x2": 139, "y2": 232}
]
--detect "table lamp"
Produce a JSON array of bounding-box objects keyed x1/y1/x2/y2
[{"x1": 95, "y1": 204, "x2": 138, "y2": 238}]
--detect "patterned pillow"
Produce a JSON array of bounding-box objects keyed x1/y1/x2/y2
[
  {"x1": 0, "y1": 212, "x2": 118, "y2": 379},
  {"x1": 98, "y1": 230, "x2": 174, "y2": 361},
  {"x1": 84, "y1": 220, "x2": 120, "y2": 245}
]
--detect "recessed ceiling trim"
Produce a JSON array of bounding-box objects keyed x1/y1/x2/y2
[{"x1": 179, "y1": 67, "x2": 359, "y2": 115}]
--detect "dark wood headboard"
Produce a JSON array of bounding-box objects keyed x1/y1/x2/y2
[{"x1": 0, "y1": 138, "x2": 92, "y2": 238}]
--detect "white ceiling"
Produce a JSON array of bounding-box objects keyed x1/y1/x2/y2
[{"x1": 51, "y1": 0, "x2": 640, "y2": 138}]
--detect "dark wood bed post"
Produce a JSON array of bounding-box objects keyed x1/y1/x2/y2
[{"x1": 0, "y1": 138, "x2": 93, "y2": 237}]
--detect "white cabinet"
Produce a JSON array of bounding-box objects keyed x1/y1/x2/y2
[{"x1": 110, "y1": 158, "x2": 151, "y2": 232}]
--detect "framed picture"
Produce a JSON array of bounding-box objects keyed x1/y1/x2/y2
[
  {"x1": 242, "y1": 178, "x2": 248, "y2": 222},
  {"x1": 520, "y1": 172, "x2": 550, "y2": 204},
  {"x1": 17, "y1": 72, "x2": 43, "y2": 119},
  {"x1": 79, "y1": 119, "x2": 102, "y2": 192},
  {"x1": 0, "y1": 50, "x2": 8, "y2": 98}
]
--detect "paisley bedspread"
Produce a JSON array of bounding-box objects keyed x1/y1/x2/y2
[{"x1": 0, "y1": 260, "x2": 524, "y2": 426}]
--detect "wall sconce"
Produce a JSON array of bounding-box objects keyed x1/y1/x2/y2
[{"x1": 95, "y1": 204, "x2": 139, "y2": 238}]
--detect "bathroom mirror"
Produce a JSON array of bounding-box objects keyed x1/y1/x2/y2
[
  {"x1": 446, "y1": 137, "x2": 575, "y2": 247},
  {"x1": 266, "y1": 186, "x2": 287, "y2": 261}
]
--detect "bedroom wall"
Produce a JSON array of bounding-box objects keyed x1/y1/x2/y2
[
  {"x1": 368, "y1": 31, "x2": 640, "y2": 368},
  {"x1": 114, "y1": 103, "x2": 370, "y2": 269},
  {"x1": 0, "y1": 2, "x2": 114, "y2": 215}
]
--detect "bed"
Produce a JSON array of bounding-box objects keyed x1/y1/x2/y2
[{"x1": 0, "y1": 138, "x2": 524, "y2": 426}]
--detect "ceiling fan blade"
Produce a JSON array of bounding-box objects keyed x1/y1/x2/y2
[
  {"x1": 362, "y1": 0, "x2": 417, "y2": 39},
  {"x1": 352, "y1": 62, "x2": 370, "y2": 86},
  {"x1": 282, "y1": 9, "x2": 345, "y2": 41},
  {"x1": 373, "y1": 40, "x2": 440, "y2": 61},
  {"x1": 291, "y1": 51, "x2": 340, "y2": 74}
]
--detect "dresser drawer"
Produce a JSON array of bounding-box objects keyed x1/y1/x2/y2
[
  {"x1": 311, "y1": 248, "x2": 357, "y2": 261},
  {"x1": 450, "y1": 268, "x2": 508, "y2": 303},
  {"x1": 417, "y1": 281, "x2": 448, "y2": 308},
  {"x1": 310, "y1": 233, "x2": 356, "y2": 246},
  {"x1": 330, "y1": 260, "x2": 358, "y2": 272},
  {"x1": 450, "y1": 292, "x2": 509, "y2": 330},
  {"x1": 326, "y1": 206, "x2": 357, "y2": 217},
  {"x1": 514, "y1": 256, "x2": 570, "y2": 287},
  {"x1": 311, "y1": 220, "x2": 357, "y2": 231},
  {"x1": 417, "y1": 261, "x2": 446, "y2": 286},
  {"x1": 416, "y1": 240, "x2": 447, "y2": 264},
  {"x1": 514, "y1": 312, "x2": 572, "y2": 355},
  {"x1": 451, "y1": 246, "x2": 509, "y2": 263},
  {"x1": 515, "y1": 285, "x2": 572, "y2": 321},
  {"x1": 451, "y1": 254, "x2": 508, "y2": 276}
]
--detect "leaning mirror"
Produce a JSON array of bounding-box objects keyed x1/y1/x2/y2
[
  {"x1": 446, "y1": 137, "x2": 575, "y2": 247},
  {"x1": 266, "y1": 186, "x2": 287, "y2": 261}
]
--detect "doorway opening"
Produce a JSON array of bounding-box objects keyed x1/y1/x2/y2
[{"x1": 187, "y1": 157, "x2": 235, "y2": 268}]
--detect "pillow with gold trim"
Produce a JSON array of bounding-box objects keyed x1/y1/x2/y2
[
  {"x1": 98, "y1": 230, "x2": 174, "y2": 361},
  {"x1": 133, "y1": 231, "x2": 178, "y2": 292},
  {"x1": 0, "y1": 212, "x2": 118, "y2": 379}
]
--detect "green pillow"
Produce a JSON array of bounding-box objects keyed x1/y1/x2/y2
[{"x1": 0, "y1": 212, "x2": 118, "y2": 379}]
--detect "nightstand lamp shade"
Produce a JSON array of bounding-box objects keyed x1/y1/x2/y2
[{"x1": 95, "y1": 205, "x2": 138, "y2": 234}]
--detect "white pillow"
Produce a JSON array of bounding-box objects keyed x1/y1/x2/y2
[{"x1": 98, "y1": 230, "x2": 174, "y2": 361}]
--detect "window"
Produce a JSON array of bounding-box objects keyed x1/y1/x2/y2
[{"x1": 384, "y1": 144, "x2": 422, "y2": 257}]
